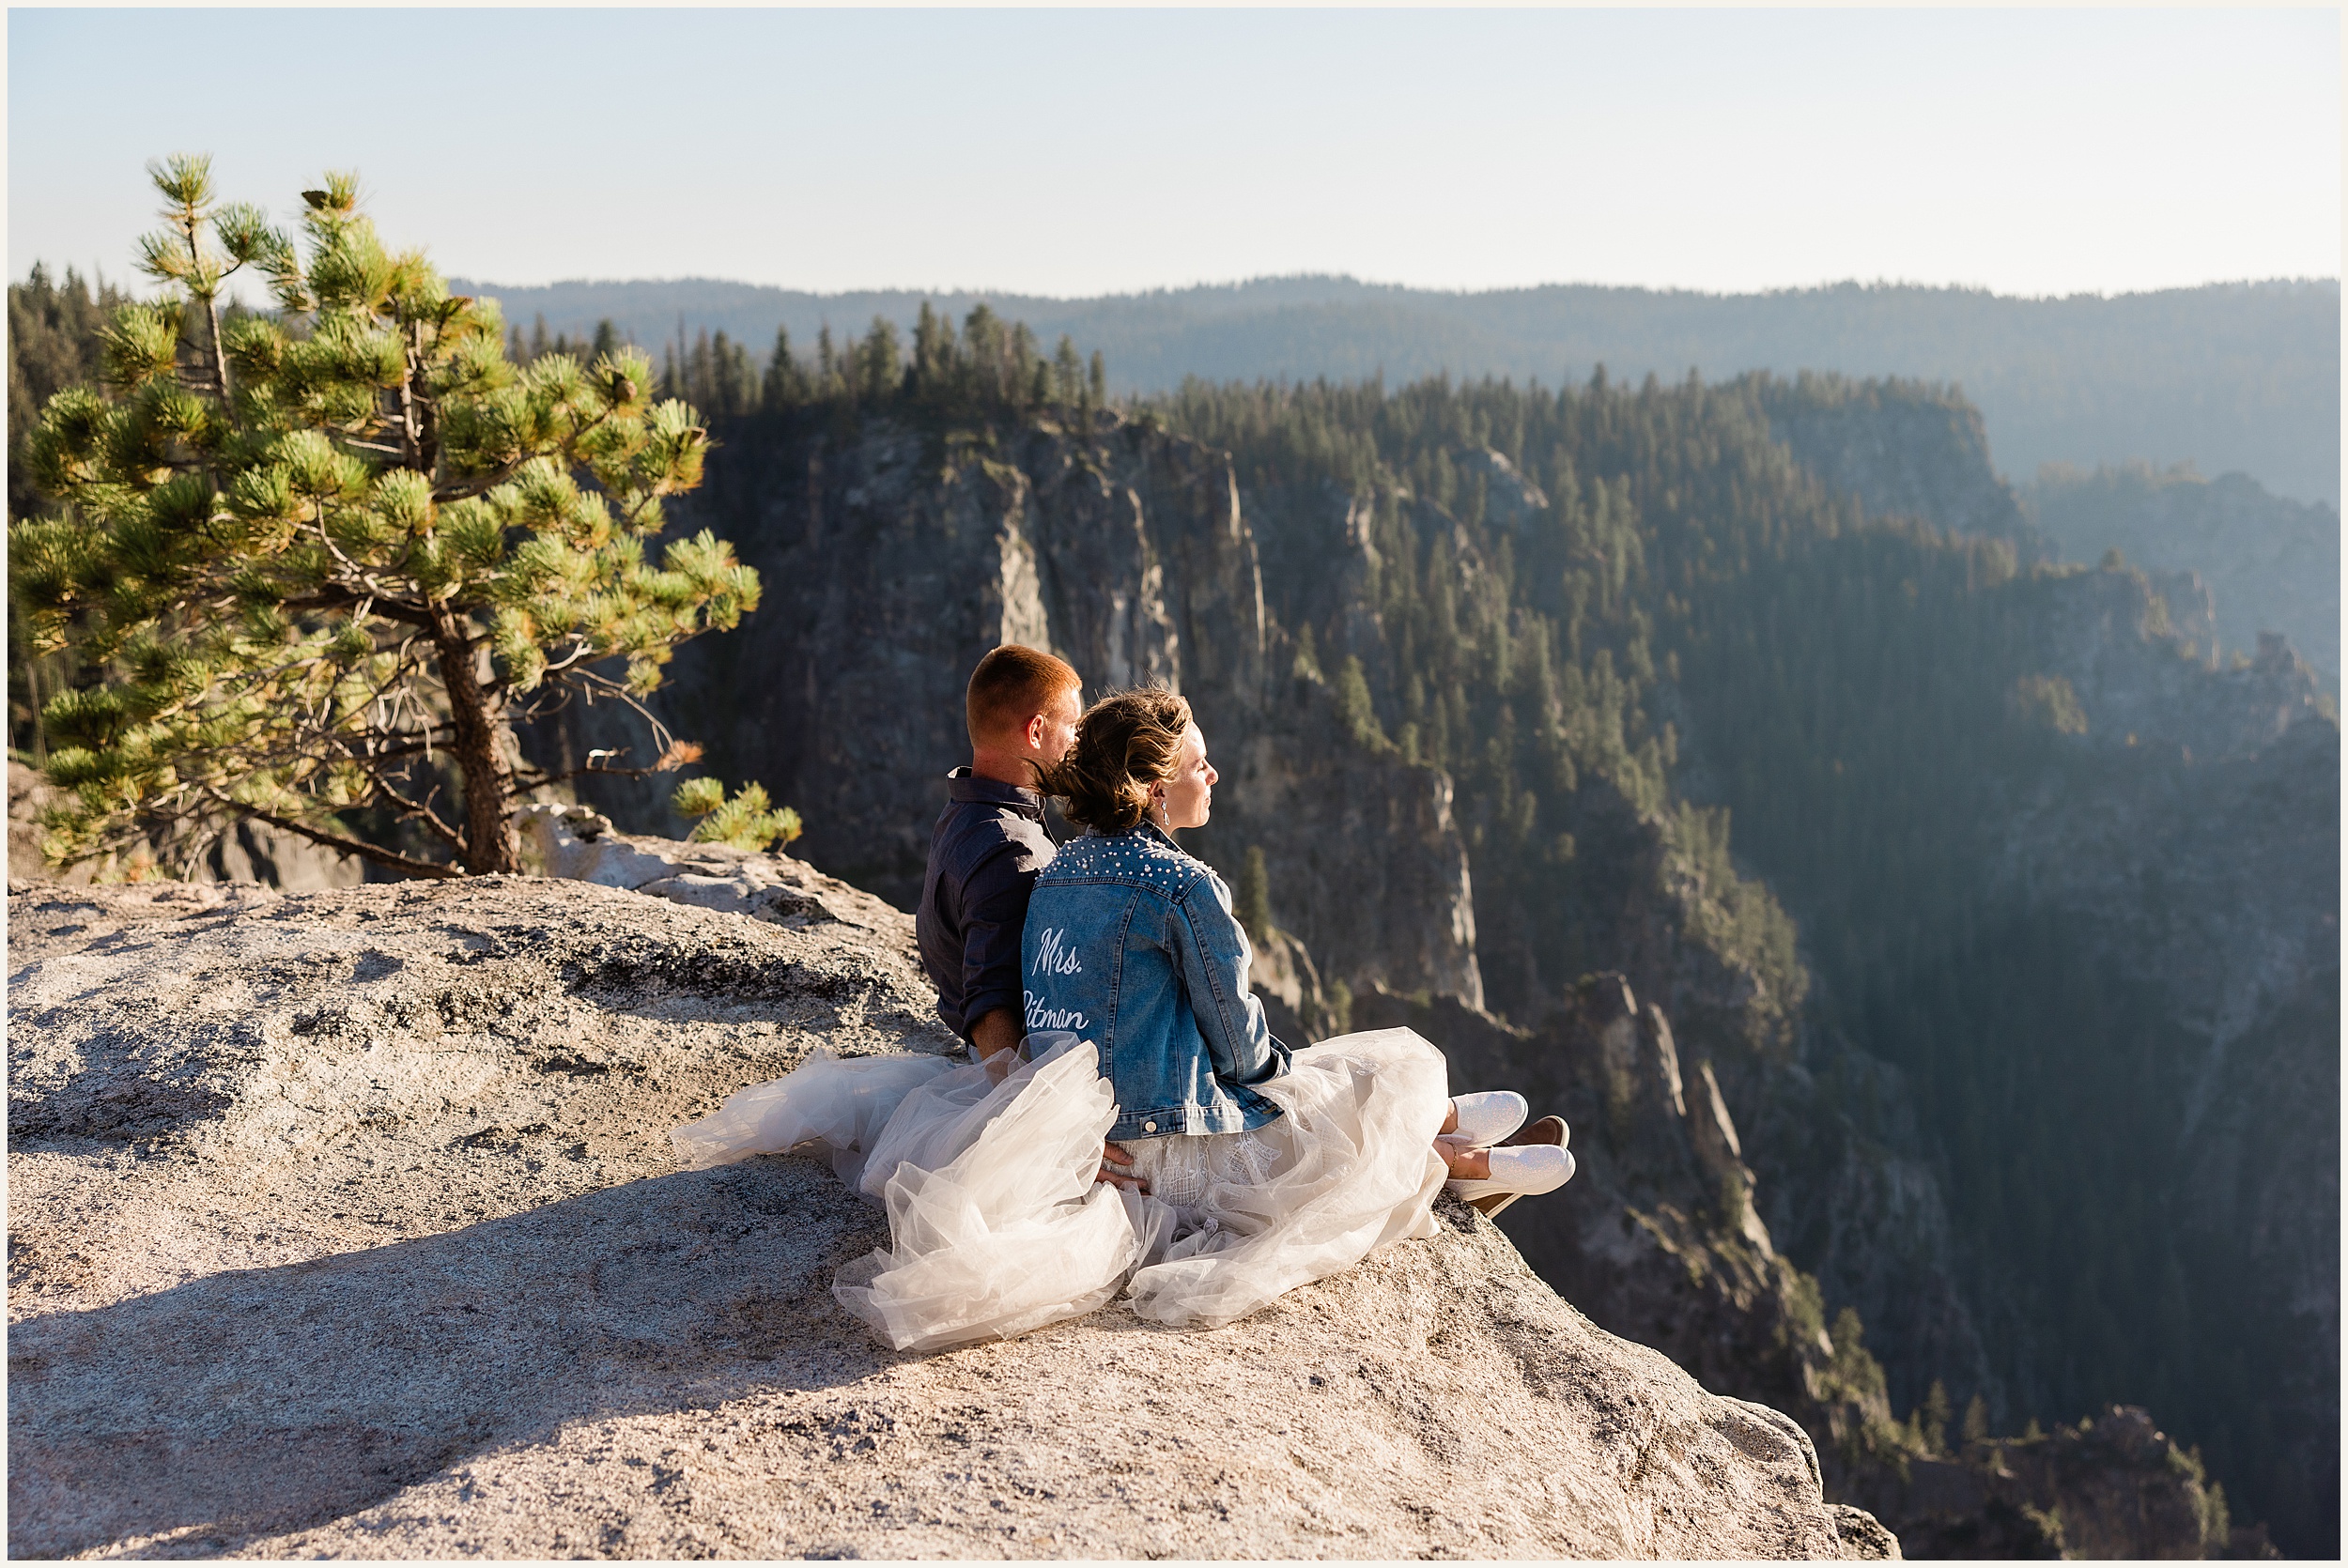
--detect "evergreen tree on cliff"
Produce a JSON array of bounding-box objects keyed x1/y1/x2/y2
[{"x1": 8, "y1": 157, "x2": 760, "y2": 877}]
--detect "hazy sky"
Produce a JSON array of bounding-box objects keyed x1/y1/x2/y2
[{"x1": 8, "y1": 7, "x2": 2340, "y2": 299}]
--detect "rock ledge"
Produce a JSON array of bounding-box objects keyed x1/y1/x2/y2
[{"x1": 9, "y1": 874, "x2": 1893, "y2": 1559}]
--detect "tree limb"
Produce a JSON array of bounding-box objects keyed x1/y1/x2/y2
[
  {"x1": 279, "y1": 584, "x2": 434, "y2": 626},
  {"x1": 231, "y1": 803, "x2": 461, "y2": 880},
  {"x1": 354, "y1": 760, "x2": 466, "y2": 852},
  {"x1": 513, "y1": 754, "x2": 682, "y2": 789}
]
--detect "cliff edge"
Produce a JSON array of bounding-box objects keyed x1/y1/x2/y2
[{"x1": 8, "y1": 869, "x2": 1895, "y2": 1560}]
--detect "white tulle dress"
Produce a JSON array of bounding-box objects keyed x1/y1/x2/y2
[{"x1": 671, "y1": 1027, "x2": 1451, "y2": 1351}]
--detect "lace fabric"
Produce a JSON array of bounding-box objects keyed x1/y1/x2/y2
[
  {"x1": 669, "y1": 1028, "x2": 1451, "y2": 1349},
  {"x1": 1122, "y1": 1127, "x2": 1282, "y2": 1212}
]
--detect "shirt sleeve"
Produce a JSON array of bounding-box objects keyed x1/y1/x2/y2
[
  {"x1": 1172, "y1": 873, "x2": 1291, "y2": 1087},
  {"x1": 957, "y1": 838, "x2": 1045, "y2": 1038}
]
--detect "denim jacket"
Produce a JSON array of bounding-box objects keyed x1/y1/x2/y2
[{"x1": 1021, "y1": 822, "x2": 1292, "y2": 1142}]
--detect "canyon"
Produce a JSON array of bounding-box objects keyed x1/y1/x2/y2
[{"x1": 550, "y1": 374, "x2": 2332, "y2": 1553}]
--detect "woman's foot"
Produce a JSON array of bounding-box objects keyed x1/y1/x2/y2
[
  {"x1": 1445, "y1": 1144, "x2": 1574, "y2": 1219},
  {"x1": 1444, "y1": 1090, "x2": 1528, "y2": 1146}
]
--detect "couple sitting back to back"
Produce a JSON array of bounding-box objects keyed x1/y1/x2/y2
[
  {"x1": 675, "y1": 643, "x2": 1572, "y2": 1348},
  {"x1": 916, "y1": 645, "x2": 1573, "y2": 1207}
]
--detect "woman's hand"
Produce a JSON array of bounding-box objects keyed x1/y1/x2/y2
[{"x1": 1097, "y1": 1140, "x2": 1147, "y2": 1191}]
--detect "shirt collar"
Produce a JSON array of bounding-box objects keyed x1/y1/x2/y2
[{"x1": 947, "y1": 765, "x2": 1045, "y2": 820}]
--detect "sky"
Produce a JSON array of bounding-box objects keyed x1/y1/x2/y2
[{"x1": 7, "y1": 6, "x2": 2340, "y2": 300}]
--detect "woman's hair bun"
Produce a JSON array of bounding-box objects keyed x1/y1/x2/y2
[{"x1": 1043, "y1": 688, "x2": 1193, "y2": 832}]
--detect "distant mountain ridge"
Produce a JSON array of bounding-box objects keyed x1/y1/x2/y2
[{"x1": 447, "y1": 273, "x2": 2341, "y2": 505}]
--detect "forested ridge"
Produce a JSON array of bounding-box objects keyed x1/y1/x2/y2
[
  {"x1": 10, "y1": 281, "x2": 2334, "y2": 1554},
  {"x1": 453, "y1": 271, "x2": 2343, "y2": 504}
]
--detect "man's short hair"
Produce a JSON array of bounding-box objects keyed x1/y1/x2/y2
[{"x1": 966, "y1": 645, "x2": 1082, "y2": 747}]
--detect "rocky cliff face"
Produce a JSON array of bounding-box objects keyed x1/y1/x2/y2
[
  {"x1": 1870, "y1": 1406, "x2": 2272, "y2": 1560},
  {"x1": 1756, "y1": 373, "x2": 2032, "y2": 546},
  {"x1": 2024, "y1": 464, "x2": 2340, "y2": 684},
  {"x1": 1988, "y1": 568, "x2": 2340, "y2": 1549},
  {"x1": 1682, "y1": 382, "x2": 2337, "y2": 1553},
  {"x1": 558, "y1": 408, "x2": 1485, "y2": 1008},
  {"x1": 8, "y1": 869, "x2": 1893, "y2": 1560},
  {"x1": 1228, "y1": 442, "x2": 2003, "y2": 1443}
]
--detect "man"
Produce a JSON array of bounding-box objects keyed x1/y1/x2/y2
[{"x1": 916, "y1": 644, "x2": 1083, "y2": 1062}]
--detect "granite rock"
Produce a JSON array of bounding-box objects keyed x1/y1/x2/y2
[{"x1": 8, "y1": 875, "x2": 1893, "y2": 1560}]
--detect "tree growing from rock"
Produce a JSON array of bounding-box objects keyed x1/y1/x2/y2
[{"x1": 8, "y1": 157, "x2": 761, "y2": 877}]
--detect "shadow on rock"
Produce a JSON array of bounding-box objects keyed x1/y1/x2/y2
[{"x1": 8, "y1": 1154, "x2": 891, "y2": 1558}]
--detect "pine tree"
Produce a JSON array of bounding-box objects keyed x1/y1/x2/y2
[
  {"x1": 1235, "y1": 843, "x2": 1274, "y2": 941},
  {"x1": 858, "y1": 315, "x2": 903, "y2": 403},
  {"x1": 9, "y1": 265, "x2": 134, "y2": 757},
  {"x1": 1919, "y1": 1377, "x2": 1954, "y2": 1456},
  {"x1": 761, "y1": 325, "x2": 805, "y2": 411},
  {"x1": 9, "y1": 264, "x2": 131, "y2": 520},
  {"x1": 8, "y1": 157, "x2": 760, "y2": 878}
]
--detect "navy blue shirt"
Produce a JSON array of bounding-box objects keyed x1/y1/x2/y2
[{"x1": 915, "y1": 767, "x2": 1058, "y2": 1044}]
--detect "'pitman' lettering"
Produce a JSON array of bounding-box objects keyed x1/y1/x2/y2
[{"x1": 1024, "y1": 990, "x2": 1087, "y2": 1031}]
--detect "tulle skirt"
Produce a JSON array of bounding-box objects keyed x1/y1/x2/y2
[{"x1": 670, "y1": 1028, "x2": 1451, "y2": 1351}]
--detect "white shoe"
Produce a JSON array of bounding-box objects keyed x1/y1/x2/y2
[
  {"x1": 1446, "y1": 1144, "x2": 1575, "y2": 1219},
  {"x1": 1448, "y1": 1090, "x2": 1528, "y2": 1146}
]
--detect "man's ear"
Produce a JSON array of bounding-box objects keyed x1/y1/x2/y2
[{"x1": 1023, "y1": 712, "x2": 1047, "y2": 752}]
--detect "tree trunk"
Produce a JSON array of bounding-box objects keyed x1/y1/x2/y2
[
  {"x1": 203, "y1": 291, "x2": 232, "y2": 406},
  {"x1": 432, "y1": 609, "x2": 519, "y2": 873}
]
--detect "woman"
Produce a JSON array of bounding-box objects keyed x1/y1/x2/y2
[
  {"x1": 1018, "y1": 688, "x2": 1572, "y2": 1330},
  {"x1": 671, "y1": 689, "x2": 1571, "y2": 1351}
]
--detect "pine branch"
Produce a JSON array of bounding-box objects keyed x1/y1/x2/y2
[
  {"x1": 225, "y1": 800, "x2": 460, "y2": 880},
  {"x1": 280, "y1": 586, "x2": 433, "y2": 626},
  {"x1": 352, "y1": 760, "x2": 466, "y2": 852},
  {"x1": 514, "y1": 749, "x2": 688, "y2": 789}
]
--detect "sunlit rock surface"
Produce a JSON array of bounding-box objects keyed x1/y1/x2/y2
[{"x1": 8, "y1": 874, "x2": 1892, "y2": 1560}]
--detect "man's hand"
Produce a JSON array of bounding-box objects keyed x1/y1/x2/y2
[
  {"x1": 1098, "y1": 1140, "x2": 1146, "y2": 1191},
  {"x1": 968, "y1": 1007, "x2": 1023, "y2": 1062}
]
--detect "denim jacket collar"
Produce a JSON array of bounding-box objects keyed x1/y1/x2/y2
[
  {"x1": 1087, "y1": 819, "x2": 1184, "y2": 854},
  {"x1": 947, "y1": 765, "x2": 1044, "y2": 822}
]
